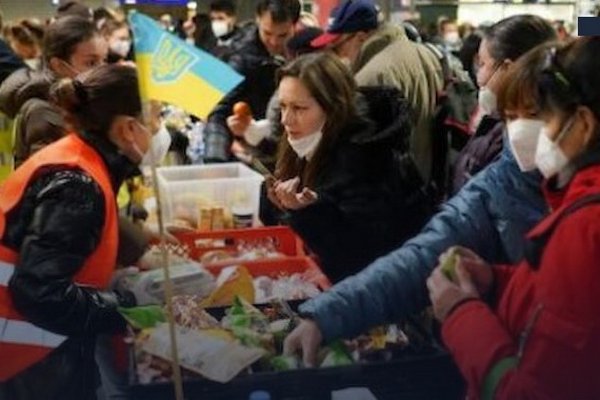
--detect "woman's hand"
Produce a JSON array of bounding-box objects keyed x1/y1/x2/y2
[
  {"x1": 230, "y1": 139, "x2": 252, "y2": 163},
  {"x1": 451, "y1": 247, "x2": 494, "y2": 297},
  {"x1": 427, "y1": 262, "x2": 479, "y2": 322},
  {"x1": 265, "y1": 176, "x2": 285, "y2": 211},
  {"x1": 273, "y1": 177, "x2": 318, "y2": 210},
  {"x1": 283, "y1": 318, "x2": 323, "y2": 367}
]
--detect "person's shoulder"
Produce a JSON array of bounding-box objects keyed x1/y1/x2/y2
[
  {"x1": 0, "y1": 68, "x2": 54, "y2": 117},
  {"x1": 229, "y1": 23, "x2": 260, "y2": 52},
  {"x1": 24, "y1": 166, "x2": 100, "y2": 203}
]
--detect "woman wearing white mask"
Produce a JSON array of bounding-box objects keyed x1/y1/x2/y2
[
  {"x1": 451, "y1": 15, "x2": 556, "y2": 195},
  {"x1": 427, "y1": 37, "x2": 600, "y2": 400},
  {"x1": 0, "y1": 16, "x2": 108, "y2": 168},
  {"x1": 99, "y1": 18, "x2": 132, "y2": 65},
  {"x1": 0, "y1": 65, "x2": 148, "y2": 400},
  {"x1": 263, "y1": 52, "x2": 430, "y2": 282}
]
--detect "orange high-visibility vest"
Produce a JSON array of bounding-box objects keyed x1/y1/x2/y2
[{"x1": 0, "y1": 133, "x2": 118, "y2": 382}]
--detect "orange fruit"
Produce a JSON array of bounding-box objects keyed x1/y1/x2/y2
[{"x1": 233, "y1": 101, "x2": 252, "y2": 118}]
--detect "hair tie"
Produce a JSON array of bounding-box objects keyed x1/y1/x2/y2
[{"x1": 73, "y1": 80, "x2": 88, "y2": 105}]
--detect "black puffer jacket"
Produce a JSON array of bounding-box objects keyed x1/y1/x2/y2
[
  {"x1": 262, "y1": 87, "x2": 432, "y2": 283},
  {"x1": 203, "y1": 25, "x2": 284, "y2": 162},
  {"x1": 0, "y1": 132, "x2": 136, "y2": 400}
]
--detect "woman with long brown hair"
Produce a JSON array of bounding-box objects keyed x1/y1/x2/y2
[{"x1": 263, "y1": 52, "x2": 429, "y2": 282}]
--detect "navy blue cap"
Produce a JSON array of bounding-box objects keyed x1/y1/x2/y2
[{"x1": 311, "y1": 0, "x2": 378, "y2": 48}]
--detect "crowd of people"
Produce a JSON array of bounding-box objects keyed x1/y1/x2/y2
[{"x1": 0, "y1": 0, "x2": 599, "y2": 399}]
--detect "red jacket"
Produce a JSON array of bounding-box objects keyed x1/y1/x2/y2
[{"x1": 442, "y1": 163, "x2": 600, "y2": 399}]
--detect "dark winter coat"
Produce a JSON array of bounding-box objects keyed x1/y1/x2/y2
[
  {"x1": 0, "y1": 67, "x2": 65, "y2": 167},
  {"x1": 0, "y1": 131, "x2": 136, "y2": 400},
  {"x1": 451, "y1": 114, "x2": 504, "y2": 194},
  {"x1": 298, "y1": 142, "x2": 546, "y2": 342},
  {"x1": 203, "y1": 26, "x2": 284, "y2": 162},
  {"x1": 262, "y1": 87, "x2": 431, "y2": 283}
]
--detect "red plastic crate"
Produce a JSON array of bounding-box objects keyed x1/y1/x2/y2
[{"x1": 169, "y1": 226, "x2": 306, "y2": 261}]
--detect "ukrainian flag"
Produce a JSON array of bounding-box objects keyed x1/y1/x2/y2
[{"x1": 128, "y1": 12, "x2": 244, "y2": 119}]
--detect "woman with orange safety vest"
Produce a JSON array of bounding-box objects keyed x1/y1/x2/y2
[{"x1": 0, "y1": 64, "x2": 151, "y2": 399}]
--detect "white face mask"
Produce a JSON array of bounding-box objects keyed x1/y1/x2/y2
[
  {"x1": 443, "y1": 31, "x2": 460, "y2": 44},
  {"x1": 211, "y1": 20, "x2": 230, "y2": 38},
  {"x1": 534, "y1": 119, "x2": 574, "y2": 179},
  {"x1": 506, "y1": 118, "x2": 544, "y2": 172},
  {"x1": 287, "y1": 129, "x2": 323, "y2": 159},
  {"x1": 478, "y1": 86, "x2": 497, "y2": 115},
  {"x1": 140, "y1": 122, "x2": 172, "y2": 167},
  {"x1": 25, "y1": 58, "x2": 40, "y2": 70},
  {"x1": 110, "y1": 39, "x2": 131, "y2": 58}
]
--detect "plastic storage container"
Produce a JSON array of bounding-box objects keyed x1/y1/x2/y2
[
  {"x1": 156, "y1": 163, "x2": 264, "y2": 228},
  {"x1": 129, "y1": 338, "x2": 464, "y2": 400}
]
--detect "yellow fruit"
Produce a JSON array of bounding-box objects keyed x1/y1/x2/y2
[{"x1": 440, "y1": 247, "x2": 460, "y2": 281}]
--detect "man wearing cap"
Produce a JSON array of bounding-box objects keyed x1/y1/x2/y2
[{"x1": 311, "y1": 0, "x2": 443, "y2": 182}]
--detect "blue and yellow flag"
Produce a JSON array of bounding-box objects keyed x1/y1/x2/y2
[{"x1": 128, "y1": 12, "x2": 244, "y2": 119}]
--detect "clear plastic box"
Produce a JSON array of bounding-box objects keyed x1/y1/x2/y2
[{"x1": 156, "y1": 163, "x2": 264, "y2": 228}]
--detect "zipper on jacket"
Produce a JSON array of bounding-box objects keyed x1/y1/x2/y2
[{"x1": 517, "y1": 303, "x2": 544, "y2": 360}]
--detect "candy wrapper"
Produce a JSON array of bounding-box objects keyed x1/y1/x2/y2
[
  {"x1": 117, "y1": 262, "x2": 216, "y2": 306},
  {"x1": 253, "y1": 274, "x2": 320, "y2": 303}
]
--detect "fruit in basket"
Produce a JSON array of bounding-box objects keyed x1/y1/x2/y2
[{"x1": 439, "y1": 246, "x2": 460, "y2": 282}]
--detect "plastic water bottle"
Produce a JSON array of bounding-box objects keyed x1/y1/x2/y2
[
  {"x1": 185, "y1": 121, "x2": 205, "y2": 164},
  {"x1": 248, "y1": 390, "x2": 271, "y2": 400}
]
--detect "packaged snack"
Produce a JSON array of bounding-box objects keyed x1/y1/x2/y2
[
  {"x1": 141, "y1": 323, "x2": 265, "y2": 383},
  {"x1": 120, "y1": 262, "x2": 216, "y2": 305},
  {"x1": 200, "y1": 265, "x2": 255, "y2": 307}
]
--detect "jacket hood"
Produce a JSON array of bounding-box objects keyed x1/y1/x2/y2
[
  {"x1": 348, "y1": 86, "x2": 412, "y2": 151},
  {"x1": 0, "y1": 67, "x2": 55, "y2": 118}
]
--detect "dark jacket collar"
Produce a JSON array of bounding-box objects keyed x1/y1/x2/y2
[
  {"x1": 79, "y1": 131, "x2": 139, "y2": 193},
  {"x1": 218, "y1": 26, "x2": 241, "y2": 43}
]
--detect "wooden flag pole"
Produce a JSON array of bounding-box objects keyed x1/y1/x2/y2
[
  {"x1": 130, "y1": 9, "x2": 184, "y2": 397},
  {"x1": 144, "y1": 99, "x2": 184, "y2": 400}
]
